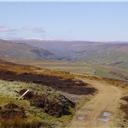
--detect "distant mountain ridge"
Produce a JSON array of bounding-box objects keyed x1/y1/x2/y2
[
  {"x1": 0, "y1": 39, "x2": 128, "y2": 70},
  {"x1": 0, "y1": 39, "x2": 128, "y2": 80},
  {"x1": 11, "y1": 39, "x2": 128, "y2": 64},
  {"x1": 0, "y1": 39, "x2": 55, "y2": 61}
]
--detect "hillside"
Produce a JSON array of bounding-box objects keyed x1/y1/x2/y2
[
  {"x1": 0, "y1": 39, "x2": 128, "y2": 81},
  {"x1": 15, "y1": 40, "x2": 128, "y2": 66},
  {"x1": 0, "y1": 39, "x2": 55, "y2": 61},
  {"x1": 8, "y1": 39, "x2": 128, "y2": 81},
  {"x1": 2, "y1": 39, "x2": 128, "y2": 66},
  {"x1": 0, "y1": 60, "x2": 127, "y2": 128},
  {"x1": 0, "y1": 59, "x2": 96, "y2": 128}
]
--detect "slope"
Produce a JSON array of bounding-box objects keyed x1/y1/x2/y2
[
  {"x1": 0, "y1": 39, "x2": 55, "y2": 61},
  {"x1": 0, "y1": 59, "x2": 97, "y2": 128}
]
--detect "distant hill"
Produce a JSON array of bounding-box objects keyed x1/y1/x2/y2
[
  {"x1": 0, "y1": 39, "x2": 55, "y2": 61},
  {"x1": 12, "y1": 39, "x2": 128, "y2": 68},
  {"x1": 0, "y1": 39, "x2": 128, "y2": 80}
]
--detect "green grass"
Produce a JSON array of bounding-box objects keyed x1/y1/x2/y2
[
  {"x1": 95, "y1": 68, "x2": 119, "y2": 80},
  {"x1": 0, "y1": 80, "x2": 74, "y2": 128}
]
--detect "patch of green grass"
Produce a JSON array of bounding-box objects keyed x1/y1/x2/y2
[
  {"x1": 0, "y1": 80, "x2": 75, "y2": 128},
  {"x1": 95, "y1": 67, "x2": 123, "y2": 80}
]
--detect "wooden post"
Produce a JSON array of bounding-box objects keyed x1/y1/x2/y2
[{"x1": 18, "y1": 89, "x2": 29, "y2": 100}]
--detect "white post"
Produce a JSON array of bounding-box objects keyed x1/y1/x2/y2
[{"x1": 18, "y1": 89, "x2": 29, "y2": 100}]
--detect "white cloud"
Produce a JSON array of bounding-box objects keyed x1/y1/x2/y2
[
  {"x1": 0, "y1": 25, "x2": 46, "y2": 39},
  {"x1": 0, "y1": 26, "x2": 46, "y2": 33},
  {"x1": 21, "y1": 26, "x2": 46, "y2": 33},
  {"x1": 0, "y1": 26, "x2": 17, "y2": 33}
]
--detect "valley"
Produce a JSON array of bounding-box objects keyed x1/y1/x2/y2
[
  {"x1": 0, "y1": 2, "x2": 128, "y2": 128},
  {"x1": 0, "y1": 39, "x2": 128, "y2": 128},
  {"x1": 1, "y1": 39, "x2": 128, "y2": 81}
]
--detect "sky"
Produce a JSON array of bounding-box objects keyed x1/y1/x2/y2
[{"x1": 0, "y1": 2, "x2": 128, "y2": 41}]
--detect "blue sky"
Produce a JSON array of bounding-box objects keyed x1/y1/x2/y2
[{"x1": 0, "y1": 2, "x2": 128, "y2": 41}]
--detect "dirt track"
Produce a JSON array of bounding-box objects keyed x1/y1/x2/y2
[{"x1": 67, "y1": 78, "x2": 121, "y2": 128}]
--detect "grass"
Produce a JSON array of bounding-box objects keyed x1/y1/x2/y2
[
  {"x1": 0, "y1": 80, "x2": 75, "y2": 128},
  {"x1": 0, "y1": 60, "x2": 97, "y2": 127},
  {"x1": 95, "y1": 68, "x2": 120, "y2": 80}
]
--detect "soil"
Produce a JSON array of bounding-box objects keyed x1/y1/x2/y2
[{"x1": 67, "y1": 78, "x2": 122, "y2": 128}]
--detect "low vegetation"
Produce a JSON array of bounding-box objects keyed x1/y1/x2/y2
[
  {"x1": 118, "y1": 96, "x2": 128, "y2": 128},
  {"x1": 19, "y1": 89, "x2": 75, "y2": 117},
  {"x1": 0, "y1": 60, "x2": 96, "y2": 128},
  {"x1": 0, "y1": 80, "x2": 75, "y2": 128},
  {"x1": 0, "y1": 59, "x2": 96, "y2": 95},
  {"x1": 120, "y1": 96, "x2": 128, "y2": 119}
]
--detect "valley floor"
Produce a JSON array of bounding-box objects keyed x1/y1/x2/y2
[{"x1": 67, "y1": 78, "x2": 122, "y2": 128}]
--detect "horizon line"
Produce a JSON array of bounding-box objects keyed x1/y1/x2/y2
[{"x1": 1, "y1": 38, "x2": 128, "y2": 43}]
